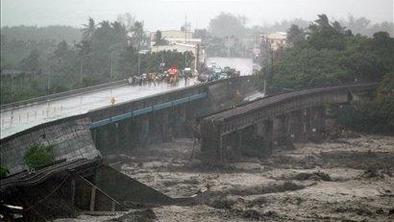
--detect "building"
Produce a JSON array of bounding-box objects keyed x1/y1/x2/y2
[
  {"x1": 260, "y1": 32, "x2": 287, "y2": 51},
  {"x1": 149, "y1": 29, "x2": 205, "y2": 70},
  {"x1": 150, "y1": 30, "x2": 196, "y2": 46}
]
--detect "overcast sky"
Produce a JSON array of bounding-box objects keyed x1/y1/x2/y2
[{"x1": 1, "y1": 0, "x2": 393, "y2": 31}]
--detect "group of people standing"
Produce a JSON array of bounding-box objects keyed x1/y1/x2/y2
[{"x1": 127, "y1": 67, "x2": 194, "y2": 86}]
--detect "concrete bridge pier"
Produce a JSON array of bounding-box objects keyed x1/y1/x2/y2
[
  {"x1": 256, "y1": 119, "x2": 273, "y2": 154},
  {"x1": 307, "y1": 106, "x2": 326, "y2": 142},
  {"x1": 139, "y1": 116, "x2": 150, "y2": 147},
  {"x1": 117, "y1": 120, "x2": 131, "y2": 151},
  {"x1": 173, "y1": 105, "x2": 187, "y2": 138},
  {"x1": 114, "y1": 123, "x2": 120, "y2": 151},
  {"x1": 200, "y1": 136, "x2": 221, "y2": 161},
  {"x1": 150, "y1": 111, "x2": 164, "y2": 143},
  {"x1": 93, "y1": 124, "x2": 115, "y2": 154},
  {"x1": 273, "y1": 115, "x2": 288, "y2": 146},
  {"x1": 287, "y1": 110, "x2": 305, "y2": 142},
  {"x1": 160, "y1": 110, "x2": 171, "y2": 142}
]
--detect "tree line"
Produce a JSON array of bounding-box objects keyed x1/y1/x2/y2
[
  {"x1": 1, "y1": 15, "x2": 194, "y2": 104},
  {"x1": 201, "y1": 13, "x2": 393, "y2": 58},
  {"x1": 267, "y1": 14, "x2": 393, "y2": 133}
]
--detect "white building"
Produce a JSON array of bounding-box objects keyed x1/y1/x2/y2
[
  {"x1": 149, "y1": 30, "x2": 205, "y2": 69},
  {"x1": 150, "y1": 30, "x2": 197, "y2": 46},
  {"x1": 261, "y1": 32, "x2": 287, "y2": 51}
]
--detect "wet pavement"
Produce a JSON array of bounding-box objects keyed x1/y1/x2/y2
[
  {"x1": 0, "y1": 57, "x2": 256, "y2": 139},
  {"x1": 0, "y1": 80, "x2": 197, "y2": 139}
]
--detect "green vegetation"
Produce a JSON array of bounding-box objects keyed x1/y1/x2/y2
[
  {"x1": 24, "y1": 144, "x2": 55, "y2": 170},
  {"x1": 268, "y1": 14, "x2": 394, "y2": 134},
  {"x1": 0, "y1": 165, "x2": 9, "y2": 178},
  {"x1": 270, "y1": 15, "x2": 394, "y2": 90},
  {"x1": 203, "y1": 13, "x2": 393, "y2": 58},
  {"x1": 1, "y1": 16, "x2": 194, "y2": 104},
  {"x1": 1, "y1": 13, "x2": 392, "y2": 104},
  {"x1": 335, "y1": 73, "x2": 394, "y2": 133}
]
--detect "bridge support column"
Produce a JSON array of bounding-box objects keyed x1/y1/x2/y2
[
  {"x1": 273, "y1": 115, "x2": 287, "y2": 146},
  {"x1": 117, "y1": 120, "x2": 131, "y2": 151},
  {"x1": 287, "y1": 111, "x2": 305, "y2": 142},
  {"x1": 305, "y1": 108, "x2": 312, "y2": 140},
  {"x1": 256, "y1": 119, "x2": 273, "y2": 154},
  {"x1": 307, "y1": 106, "x2": 326, "y2": 142},
  {"x1": 160, "y1": 110, "x2": 170, "y2": 142},
  {"x1": 139, "y1": 117, "x2": 150, "y2": 147},
  {"x1": 174, "y1": 106, "x2": 187, "y2": 137},
  {"x1": 94, "y1": 125, "x2": 114, "y2": 154},
  {"x1": 201, "y1": 137, "x2": 221, "y2": 161},
  {"x1": 114, "y1": 123, "x2": 120, "y2": 151}
]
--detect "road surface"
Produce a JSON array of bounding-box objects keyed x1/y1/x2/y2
[
  {"x1": 1, "y1": 58, "x2": 257, "y2": 139},
  {"x1": 0, "y1": 80, "x2": 197, "y2": 139}
]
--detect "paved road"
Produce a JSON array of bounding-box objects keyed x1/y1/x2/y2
[
  {"x1": 0, "y1": 57, "x2": 257, "y2": 139},
  {"x1": 0, "y1": 80, "x2": 197, "y2": 139}
]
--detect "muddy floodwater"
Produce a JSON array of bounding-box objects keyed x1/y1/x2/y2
[{"x1": 57, "y1": 135, "x2": 394, "y2": 221}]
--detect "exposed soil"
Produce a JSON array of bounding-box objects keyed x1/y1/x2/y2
[{"x1": 58, "y1": 135, "x2": 394, "y2": 221}]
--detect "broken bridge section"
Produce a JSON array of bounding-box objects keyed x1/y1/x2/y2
[
  {"x1": 0, "y1": 115, "x2": 100, "y2": 175},
  {"x1": 200, "y1": 83, "x2": 378, "y2": 161},
  {"x1": 0, "y1": 76, "x2": 259, "y2": 175},
  {"x1": 88, "y1": 76, "x2": 260, "y2": 154},
  {"x1": 0, "y1": 76, "x2": 261, "y2": 219},
  {"x1": 0, "y1": 159, "x2": 174, "y2": 221}
]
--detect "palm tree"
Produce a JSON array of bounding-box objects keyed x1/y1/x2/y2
[
  {"x1": 131, "y1": 21, "x2": 144, "y2": 50},
  {"x1": 82, "y1": 17, "x2": 96, "y2": 41}
]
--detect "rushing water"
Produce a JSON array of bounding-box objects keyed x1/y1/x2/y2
[{"x1": 206, "y1": 57, "x2": 259, "y2": 76}]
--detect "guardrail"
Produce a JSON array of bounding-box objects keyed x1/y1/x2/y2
[{"x1": 89, "y1": 92, "x2": 208, "y2": 129}]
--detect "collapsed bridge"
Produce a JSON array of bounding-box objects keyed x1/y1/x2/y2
[
  {"x1": 0, "y1": 77, "x2": 378, "y2": 219},
  {"x1": 200, "y1": 83, "x2": 378, "y2": 161},
  {"x1": 0, "y1": 76, "x2": 260, "y2": 219}
]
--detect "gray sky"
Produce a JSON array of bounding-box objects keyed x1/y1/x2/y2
[{"x1": 1, "y1": 0, "x2": 393, "y2": 31}]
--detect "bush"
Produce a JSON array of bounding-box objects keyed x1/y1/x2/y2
[
  {"x1": 24, "y1": 144, "x2": 55, "y2": 170},
  {"x1": 336, "y1": 99, "x2": 394, "y2": 134},
  {"x1": 0, "y1": 165, "x2": 9, "y2": 178}
]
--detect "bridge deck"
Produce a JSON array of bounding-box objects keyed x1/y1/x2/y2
[
  {"x1": 200, "y1": 83, "x2": 377, "y2": 140},
  {"x1": 204, "y1": 83, "x2": 376, "y2": 122},
  {"x1": 0, "y1": 80, "x2": 198, "y2": 139}
]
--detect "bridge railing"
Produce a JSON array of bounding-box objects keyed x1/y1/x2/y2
[
  {"x1": 87, "y1": 75, "x2": 256, "y2": 123},
  {"x1": 0, "y1": 79, "x2": 128, "y2": 112}
]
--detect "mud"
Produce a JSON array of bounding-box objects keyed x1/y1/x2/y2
[{"x1": 57, "y1": 135, "x2": 394, "y2": 221}]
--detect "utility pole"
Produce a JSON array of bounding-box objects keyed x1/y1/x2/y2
[
  {"x1": 80, "y1": 60, "x2": 83, "y2": 86},
  {"x1": 138, "y1": 53, "x2": 141, "y2": 76},
  {"x1": 47, "y1": 66, "x2": 51, "y2": 96},
  {"x1": 80, "y1": 52, "x2": 94, "y2": 87},
  {"x1": 110, "y1": 53, "x2": 113, "y2": 83},
  {"x1": 184, "y1": 16, "x2": 187, "y2": 43},
  {"x1": 195, "y1": 44, "x2": 200, "y2": 72}
]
